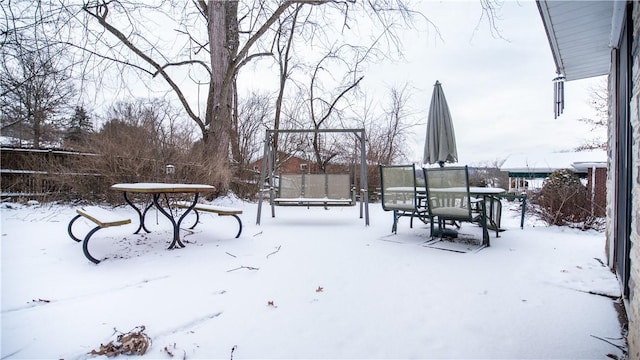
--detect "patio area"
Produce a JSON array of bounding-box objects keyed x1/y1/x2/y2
[{"x1": 1, "y1": 198, "x2": 625, "y2": 359}]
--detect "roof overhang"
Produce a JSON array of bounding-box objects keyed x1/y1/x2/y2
[
  {"x1": 537, "y1": 1, "x2": 627, "y2": 81},
  {"x1": 571, "y1": 161, "x2": 608, "y2": 171}
]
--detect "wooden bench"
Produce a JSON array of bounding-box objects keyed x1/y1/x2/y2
[
  {"x1": 68, "y1": 206, "x2": 131, "y2": 264},
  {"x1": 175, "y1": 202, "x2": 243, "y2": 238}
]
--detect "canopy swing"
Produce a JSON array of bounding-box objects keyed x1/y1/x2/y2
[{"x1": 256, "y1": 128, "x2": 369, "y2": 225}]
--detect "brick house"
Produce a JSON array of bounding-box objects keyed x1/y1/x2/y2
[
  {"x1": 248, "y1": 152, "x2": 316, "y2": 175},
  {"x1": 538, "y1": 1, "x2": 638, "y2": 357},
  {"x1": 573, "y1": 161, "x2": 608, "y2": 217}
]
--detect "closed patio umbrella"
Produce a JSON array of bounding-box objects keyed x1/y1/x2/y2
[{"x1": 423, "y1": 80, "x2": 458, "y2": 167}]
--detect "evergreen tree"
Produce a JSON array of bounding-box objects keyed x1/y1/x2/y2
[{"x1": 64, "y1": 106, "x2": 93, "y2": 146}]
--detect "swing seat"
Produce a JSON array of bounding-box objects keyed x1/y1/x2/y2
[{"x1": 273, "y1": 173, "x2": 356, "y2": 206}]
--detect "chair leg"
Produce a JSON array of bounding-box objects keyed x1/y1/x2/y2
[
  {"x1": 429, "y1": 217, "x2": 435, "y2": 238},
  {"x1": 480, "y1": 203, "x2": 490, "y2": 247},
  {"x1": 520, "y1": 196, "x2": 527, "y2": 229},
  {"x1": 392, "y1": 210, "x2": 398, "y2": 234}
]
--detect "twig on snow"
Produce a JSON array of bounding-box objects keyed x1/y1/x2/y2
[
  {"x1": 593, "y1": 257, "x2": 606, "y2": 267},
  {"x1": 266, "y1": 245, "x2": 281, "y2": 259},
  {"x1": 590, "y1": 334, "x2": 626, "y2": 352},
  {"x1": 577, "y1": 289, "x2": 620, "y2": 300},
  {"x1": 226, "y1": 266, "x2": 259, "y2": 272}
]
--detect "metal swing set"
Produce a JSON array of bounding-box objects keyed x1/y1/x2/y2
[{"x1": 256, "y1": 128, "x2": 370, "y2": 225}]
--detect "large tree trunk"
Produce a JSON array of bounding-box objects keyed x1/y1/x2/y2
[
  {"x1": 206, "y1": 0, "x2": 236, "y2": 191},
  {"x1": 227, "y1": 1, "x2": 241, "y2": 167}
]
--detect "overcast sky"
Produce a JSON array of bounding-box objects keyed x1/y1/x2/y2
[
  {"x1": 367, "y1": 0, "x2": 606, "y2": 165},
  {"x1": 361, "y1": 0, "x2": 605, "y2": 166}
]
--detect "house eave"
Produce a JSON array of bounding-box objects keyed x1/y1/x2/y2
[{"x1": 537, "y1": 0, "x2": 622, "y2": 81}]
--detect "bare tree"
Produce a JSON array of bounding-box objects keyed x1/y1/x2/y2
[
  {"x1": 99, "y1": 98, "x2": 196, "y2": 164},
  {"x1": 0, "y1": 44, "x2": 76, "y2": 147},
  {"x1": 272, "y1": 3, "x2": 303, "y2": 154},
  {"x1": 82, "y1": 1, "x2": 420, "y2": 187},
  {"x1": 361, "y1": 84, "x2": 417, "y2": 165},
  {"x1": 576, "y1": 78, "x2": 608, "y2": 151},
  {"x1": 236, "y1": 91, "x2": 273, "y2": 166},
  {"x1": 303, "y1": 47, "x2": 364, "y2": 171},
  {"x1": 468, "y1": 159, "x2": 508, "y2": 188}
]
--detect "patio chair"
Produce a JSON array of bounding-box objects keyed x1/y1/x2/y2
[
  {"x1": 423, "y1": 166, "x2": 490, "y2": 247},
  {"x1": 379, "y1": 164, "x2": 431, "y2": 233}
]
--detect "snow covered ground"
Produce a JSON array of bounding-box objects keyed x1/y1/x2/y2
[{"x1": 1, "y1": 197, "x2": 625, "y2": 359}]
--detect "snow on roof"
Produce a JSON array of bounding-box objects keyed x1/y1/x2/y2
[{"x1": 501, "y1": 150, "x2": 607, "y2": 173}]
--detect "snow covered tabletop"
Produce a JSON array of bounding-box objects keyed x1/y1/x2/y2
[
  {"x1": 111, "y1": 183, "x2": 215, "y2": 193},
  {"x1": 387, "y1": 186, "x2": 506, "y2": 194}
]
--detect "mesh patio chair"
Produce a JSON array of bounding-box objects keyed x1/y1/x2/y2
[
  {"x1": 423, "y1": 165, "x2": 490, "y2": 247},
  {"x1": 379, "y1": 164, "x2": 431, "y2": 234}
]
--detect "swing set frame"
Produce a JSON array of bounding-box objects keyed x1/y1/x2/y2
[{"x1": 256, "y1": 128, "x2": 370, "y2": 225}]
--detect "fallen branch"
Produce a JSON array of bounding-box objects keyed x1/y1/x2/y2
[
  {"x1": 226, "y1": 265, "x2": 259, "y2": 272},
  {"x1": 163, "y1": 345, "x2": 174, "y2": 357},
  {"x1": 30, "y1": 298, "x2": 50, "y2": 304},
  {"x1": 593, "y1": 257, "x2": 606, "y2": 267},
  {"x1": 590, "y1": 334, "x2": 627, "y2": 352},
  {"x1": 266, "y1": 245, "x2": 281, "y2": 259},
  {"x1": 578, "y1": 289, "x2": 620, "y2": 300}
]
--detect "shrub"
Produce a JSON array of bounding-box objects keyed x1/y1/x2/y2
[{"x1": 532, "y1": 169, "x2": 593, "y2": 227}]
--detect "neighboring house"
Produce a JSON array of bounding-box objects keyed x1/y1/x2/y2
[
  {"x1": 500, "y1": 151, "x2": 608, "y2": 216},
  {"x1": 249, "y1": 151, "x2": 356, "y2": 175},
  {"x1": 248, "y1": 152, "x2": 314, "y2": 175},
  {"x1": 537, "y1": 1, "x2": 638, "y2": 357},
  {"x1": 501, "y1": 150, "x2": 606, "y2": 188}
]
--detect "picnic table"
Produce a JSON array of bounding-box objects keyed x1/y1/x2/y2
[{"x1": 111, "y1": 183, "x2": 215, "y2": 249}]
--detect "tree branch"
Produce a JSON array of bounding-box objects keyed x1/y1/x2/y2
[
  {"x1": 58, "y1": 41, "x2": 154, "y2": 76},
  {"x1": 83, "y1": 3, "x2": 204, "y2": 130},
  {"x1": 318, "y1": 75, "x2": 363, "y2": 125},
  {"x1": 152, "y1": 59, "x2": 211, "y2": 77},
  {"x1": 236, "y1": 52, "x2": 273, "y2": 70}
]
